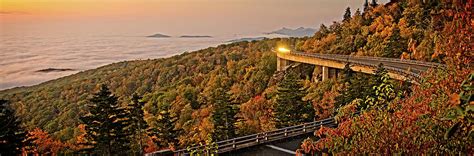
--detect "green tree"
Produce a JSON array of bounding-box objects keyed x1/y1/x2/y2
[
  {"x1": 80, "y1": 84, "x2": 131, "y2": 154},
  {"x1": 364, "y1": 0, "x2": 369, "y2": 11},
  {"x1": 363, "y1": 64, "x2": 398, "y2": 109},
  {"x1": 126, "y1": 94, "x2": 149, "y2": 155},
  {"x1": 335, "y1": 64, "x2": 355, "y2": 108},
  {"x1": 354, "y1": 8, "x2": 361, "y2": 18},
  {"x1": 0, "y1": 99, "x2": 26, "y2": 155},
  {"x1": 343, "y1": 7, "x2": 352, "y2": 22},
  {"x1": 335, "y1": 64, "x2": 373, "y2": 109},
  {"x1": 341, "y1": 63, "x2": 354, "y2": 84},
  {"x1": 370, "y1": 0, "x2": 378, "y2": 7},
  {"x1": 211, "y1": 86, "x2": 237, "y2": 141},
  {"x1": 148, "y1": 100, "x2": 179, "y2": 148},
  {"x1": 314, "y1": 24, "x2": 330, "y2": 40},
  {"x1": 382, "y1": 27, "x2": 406, "y2": 58},
  {"x1": 371, "y1": 63, "x2": 388, "y2": 86},
  {"x1": 274, "y1": 71, "x2": 314, "y2": 128}
]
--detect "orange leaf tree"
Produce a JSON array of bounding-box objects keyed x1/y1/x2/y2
[{"x1": 24, "y1": 128, "x2": 68, "y2": 155}]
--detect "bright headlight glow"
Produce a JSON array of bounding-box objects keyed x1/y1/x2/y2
[{"x1": 278, "y1": 47, "x2": 291, "y2": 53}]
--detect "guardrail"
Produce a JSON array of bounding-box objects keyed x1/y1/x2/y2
[
  {"x1": 290, "y1": 52, "x2": 423, "y2": 82},
  {"x1": 146, "y1": 117, "x2": 338, "y2": 156},
  {"x1": 307, "y1": 52, "x2": 445, "y2": 69},
  {"x1": 270, "y1": 48, "x2": 445, "y2": 69}
]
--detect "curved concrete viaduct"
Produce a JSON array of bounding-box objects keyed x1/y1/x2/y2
[{"x1": 277, "y1": 51, "x2": 444, "y2": 83}]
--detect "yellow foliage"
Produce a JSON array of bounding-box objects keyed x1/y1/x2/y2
[
  {"x1": 179, "y1": 106, "x2": 214, "y2": 146},
  {"x1": 369, "y1": 15, "x2": 394, "y2": 33},
  {"x1": 237, "y1": 95, "x2": 275, "y2": 134},
  {"x1": 398, "y1": 18, "x2": 412, "y2": 38},
  {"x1": 311, "y1": 33, "x2": 337, "y2": 54}
]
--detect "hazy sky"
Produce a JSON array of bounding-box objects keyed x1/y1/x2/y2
[{"x1": 1, "y1": 0, "x2": 388, "y2": 36}]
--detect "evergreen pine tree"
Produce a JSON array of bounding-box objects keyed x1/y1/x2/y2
[
  {"x1": 370, "y1": 0, "x2": 378, "y2": 7},
  {"x1": 382, "y1": 27, "x2": 406, "y2": 58},
  {"x1": 211, "y1": 87, "x2": 237, "y2": 141},
  {"x1": 364, "y1": 0, "x2": 369, "y2": 11},
  {"x1": 275, "y1": 71, "x2": 314, "y2": 128},
  {"x1": 335, "y1": 63, "x2": 375, "y2": 110},
  {"x1": 208, "y1": 76, "x2": 238, "y2": 141},
  {"x1": 314, "y1": 24, "x2": 330, "y2": 40},
  {"x1": 335, "y1": 64, "x2": 355, "y2": 108},
  {"x1": 354, "y1": 8, "x2": 361, "y2": 17},
  {"x1": 80, "y1": 84, "x2": 131, "y2": 154},
  {"x1": 343, "y1": 7, "x2": 352, "y2": 22},
  {"x1": 0, "y1": 99, "x2": 26, "y2": 155},
  {"x1": 126, "y1": 94, "x2": 149, "y2": 155},
  {"x1": 148, "y1": 101, "x2": 178, "y2": 148},
  {"x1": 341, "y1": 63, "x2": 354, "y2": 84}
]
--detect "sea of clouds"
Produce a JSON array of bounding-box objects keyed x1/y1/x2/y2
[{"x1": 0, "y1": 34, "x2": 230, "y2": 90}]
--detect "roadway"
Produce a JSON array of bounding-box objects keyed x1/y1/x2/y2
[{"x1": 284, "y1": 51, "x2": 445, "y2": 82}]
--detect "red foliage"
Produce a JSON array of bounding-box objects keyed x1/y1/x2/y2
[
  {"x1": 144, "y1": 135, "x2": 159, "y2": 153},
  {"x1": 302, "y1": 67, "x2": 471, "y2": 154},
  {"x1": 313, "y1": 90, "x2": 338, "y2": 120},
  {"x1": 434, "y1": 0, "x2": 473, "y2": 67},
  {"x1": 23, "y1": 128, "x2": 68, "y2": 155}
]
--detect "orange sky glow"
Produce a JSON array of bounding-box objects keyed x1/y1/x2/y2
[
  {"x1": 2, "y1": 0, "x2": 176, "y2": 19},
  {"x1": 1, "y1": 0, "x2": 388, "y2": 36}
]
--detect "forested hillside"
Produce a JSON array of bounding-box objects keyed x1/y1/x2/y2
[
  {"x1": 1, "y1": 0, "x2": 471, "y2": 154},
  {"x1": 298, "y1": 0, "x2": 473, "y2": 154},
  {"x1": 300, "y1": 0, "x2": 446, "y2": 62},
  {"x1": 0, "y1": 39, "x2": 291, "y2": 140}
]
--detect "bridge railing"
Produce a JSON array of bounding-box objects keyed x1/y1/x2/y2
[
  {"x1": 152, "y1": 117, "x2": 337, "y2": 156},
  {"x1": 318, "y1": 53, "x2": 444, "y2": 68},
  {"x1": 291, "y1": 52, "x2": 423, "y2": 82},
  {"x1": 291, "y1": 51, "x2": 445, "y2": 68}
]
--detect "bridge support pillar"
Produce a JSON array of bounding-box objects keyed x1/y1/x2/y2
[
  {"x1": 277, "y1": 57, "x2": 290, "y2": 71},
  {"x1": 329, "y1": 68, "x2": 338, "y2": 79},
  {"x1": 322, "y1": 67, "x2": 339, "y2": 81},
  {"x1": 322, "y1": 66, "x2": 329, "y2": 81}
]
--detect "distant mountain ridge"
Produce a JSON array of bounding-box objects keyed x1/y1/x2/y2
[
  {"x1": 147, "y1": 33, "x2": 171, "y2": 38},
  {"x1": 227, "y1": 27, "x2": 314, "y2": 43},
  {"x1": 180, "y1": 35, "x2": 212, "y2": 38},
  {"x1": 36, "y1": 68, "x2": 75, "y2": 73},
  {"x1": 227, "y1": 37, "x2": 266, "y2": 43},
  {"x1": 266, "y1": 27, "x2": 316, "y2": 37},
  {"x1": 146, "y1": 33, "x2": 212, "y2": 38}
]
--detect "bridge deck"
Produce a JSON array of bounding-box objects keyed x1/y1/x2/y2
[{"x1": 282, "y1": 52, "x2": 444, "y2": 82}]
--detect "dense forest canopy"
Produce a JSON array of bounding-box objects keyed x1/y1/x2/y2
[
  {"x1": 0, "y1": 0, "x2": 472, "y2": 154},
  {"x1": 0, "y1": 39, "x2": 291, "y2": 146}
]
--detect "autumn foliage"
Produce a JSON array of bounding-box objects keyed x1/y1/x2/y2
[
  {"x1": 237, "y1": 95, "x2": 275, "y2": 134},
  {"x1": 300, "y1": 0, "x2": 473, "y2": 154},
  {"x1": 0, "y1": 0, "x2": 471, "y2": 154},
  {"x1": 23, "y1": 128, "x2": 68, "y2": 155}
]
